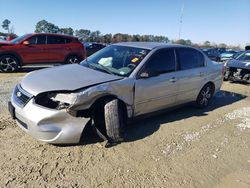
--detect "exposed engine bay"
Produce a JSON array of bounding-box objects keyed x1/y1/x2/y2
[{"x1": 224, "y1": 67, "x2": 250, "y2": 83}]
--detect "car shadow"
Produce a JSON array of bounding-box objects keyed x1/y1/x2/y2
[
  {"x1": 227, "y1": 80, "x2": 250, "y2": 86},
  {"x1": 124, "y1": 90, "x2": 246, "y2": 143},
  {"x1": 73, "y1": 89, "x2": 246, "y2": 147}
]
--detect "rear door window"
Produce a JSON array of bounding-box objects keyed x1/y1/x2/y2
[
  {"x1": 65, "y1": 38, "x2": 72, "y2": 43},
  {"x1": 47, "y1": 36, "x2": 66, "y2": 44},
  {"x1": 177, "y1": 48, "x2": 204, "y2": 70}
]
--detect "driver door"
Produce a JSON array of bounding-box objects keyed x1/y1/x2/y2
[
  {"x1": 134, "y1": 48, "x2": 179, "y2": 116},
  {"x1": 18, "y1": 35, "x2": 47, "y2": 63}
]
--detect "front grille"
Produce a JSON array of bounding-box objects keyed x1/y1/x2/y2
[{"x1": 13, "y1": 85, "x2": 33, "y2": 108}]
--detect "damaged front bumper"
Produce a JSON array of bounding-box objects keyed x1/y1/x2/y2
[
  {"x1": 224, "y1": 67, "x2": 250, "y2": 83},
  {"x1": 9, "y1": 97, "x2": 90, "y2": 144}
]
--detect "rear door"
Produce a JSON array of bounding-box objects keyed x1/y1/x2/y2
[
  {"x1": 174, "y1": 47, "x2": 208, "y2": 104},
  {"x1": 18, "y1": 35, "x2": 47, "y2": 63},
  {"x1": 45, "y1": 35, "x2": 70, "y2": 62},
  {"x1": 134, "y1": 48, "x2": 179, "y2": 115}
]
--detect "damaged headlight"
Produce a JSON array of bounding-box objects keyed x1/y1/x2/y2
[{"x1": 35, "y1": 92, "x2": 77, "y2": 110}]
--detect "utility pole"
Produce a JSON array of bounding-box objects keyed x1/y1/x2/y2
[{"x1": 178, "y1": 1, "x2": 185, "y2": 40}]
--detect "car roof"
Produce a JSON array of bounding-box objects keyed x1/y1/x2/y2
[
  {"x1": 32, "y1": 33, "x2": 77, "y2": 39},
  {"x1": 115, "y1": 42, "x2": 184, "y2": 50}
]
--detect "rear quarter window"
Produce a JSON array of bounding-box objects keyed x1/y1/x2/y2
[
  {"x1": 65, "y1": 38, "x2": 72, "y2": 43},
  {"x1": 177, "y1": 48, "x2": 205, "y2": 70}
]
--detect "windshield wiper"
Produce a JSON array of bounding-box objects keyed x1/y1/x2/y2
[
  {"x1": 87, "y1": 62, "x2": 115, "y2": 75},
  {"x1": 83, "y1": 60, "x2": 118, "y2": 75},
  {"x1": 95, "y1": 63, "x2": 115, "y2": 75}
]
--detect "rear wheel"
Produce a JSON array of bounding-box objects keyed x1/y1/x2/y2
[
  {"x1": 0, "y1": 55, "x2": 19, "y2": 73},
  {"x1": 196, "y1": 83, "x2": 214, "y2": 108},
  {"x1": 65, "y1": 56, "x2": 80, "y2": 64}
]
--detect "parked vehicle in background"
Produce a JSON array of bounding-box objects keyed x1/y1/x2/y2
[
  {"x1": 245, "y1": 45, "x2": 250, "y2": 50},
  {"x1": 216, "y1": 48, "x2": 226, "y2": 54},
  {"x1": 85, "y1": 42, "x2": 106, "y2": 56},
  {"x1": 0, "y1": 36, "x2": 6, "y2": 41},
  {"x1": 9, "y1": 42, "x2": 223, "y2": 144},
  {"x1": 233, "y1": 50, "x2": 245, "y2": 59},
  {"x1": 6, "y1": 35, "x2": 17, "y2": 41},
  {"x1": 220, "y1": 50, "x2": 237, "y2": 62},
  {"x1": 0, "y1": 33, "x2": 86, "y2": 72},
  {"x1": 202, "y1": 48, "x2": 221, "y2": 62},
  {"x1": 224, "y1": 50, "x2": 250, "y2": 83}
]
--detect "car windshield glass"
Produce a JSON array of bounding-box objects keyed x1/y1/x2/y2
[
  {"x1": 80, "y1": 45, "x2": 150, "y2": 77},
  {"x1": 236, "y1": 52, "x2": 250, "y2": 61},
  {"x1": 10, "y1": 34, "x2": 30, "y2": 44}
]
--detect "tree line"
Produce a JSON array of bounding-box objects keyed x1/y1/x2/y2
[
  {"x1": 1, "y1": 19, "x2": 241, "y2": 50},
  {"x1": 34, "y1": 20, "x2": 169, "y2": 44}
]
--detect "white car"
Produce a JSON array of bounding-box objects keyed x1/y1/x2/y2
[{"x1": 9, "y1": 42, "x2": 224, "y2": 144}]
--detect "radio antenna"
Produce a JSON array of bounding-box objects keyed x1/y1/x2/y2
[{"x1": 178, "y1": 1, "x2": 185, "y2": 40}]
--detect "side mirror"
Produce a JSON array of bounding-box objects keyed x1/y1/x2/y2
[
  {"x1": 22, "y1": 41, "x2": 30, "y2": 45},
  {"x1": 139, "y1": 70, "x2": 160, "y2": 79},
  {"x1": 140, "y1": 72, "x2": 150, "y2": 78}
]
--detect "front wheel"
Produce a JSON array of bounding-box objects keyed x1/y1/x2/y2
[
  {"x1": 104, "y1": 99, "x2": 126, "y2": 142},
  {"x1": 196, "y1": 83, "x2": 214, "y2": 108},
  {"x1": 65, "y1": 56, "x2": 80, "y2": 64},
  {"x1": 0, "y1": 55, "x2": 19, "y2": 73}
]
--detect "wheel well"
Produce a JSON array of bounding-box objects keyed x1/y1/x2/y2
[
  {"x1": 91, "y1": 95, "x2": 127, "y2": 116},
  {"x1": 76, "y1": 95, "x2": 128, "y2": 119},
  {"x1": 0, "y1": 53, "x2": 22, "y2": 65}
]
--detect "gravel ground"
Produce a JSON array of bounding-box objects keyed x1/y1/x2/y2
[
  {"x1": 0, "y1": 70, "x2": 250, "y2": 188},
  {"x1": 0, "y1": 73, "x2": 23, "y2": 115}
]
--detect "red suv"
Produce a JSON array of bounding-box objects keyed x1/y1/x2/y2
[{"x1": 0, "y1": 33, "x2": 86, "y2": 72}]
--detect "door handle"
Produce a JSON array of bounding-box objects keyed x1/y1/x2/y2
[{"x1": 169, "y1": 77, "x2": 177, "y2": 83}]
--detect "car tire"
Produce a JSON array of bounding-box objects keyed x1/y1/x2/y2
[
  {"x1": 0, "y1": 55, "x2": 19, "y2": 73},
  {"x1": 104, "y1": 99, "x2": 125, "y2": 142},
  {"x1": 196, "y1": 83, "x2": 214, "y2": 108},
  {"x1": 65, "y1": 56, "x2": 80, "y2": 64}
]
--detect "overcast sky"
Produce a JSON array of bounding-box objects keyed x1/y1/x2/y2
[{"x1": 0, "y1": 0, "x2": 249, "y2": 46}]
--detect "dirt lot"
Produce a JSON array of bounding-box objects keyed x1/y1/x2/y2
[{"x1": 0, "y1": 69, "x2": 250, "y2": 188}]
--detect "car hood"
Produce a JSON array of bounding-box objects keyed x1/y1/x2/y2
[
  {"x1": 227, "y1": 59, "x2": 250, "y2": 70},
  {"x1": 21, "y1": 64, "x2": 123, "y2": 96}
]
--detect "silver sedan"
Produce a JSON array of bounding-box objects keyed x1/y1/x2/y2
[{"x1": 9, "y1": 42, "x2": 223, "y2": 144}]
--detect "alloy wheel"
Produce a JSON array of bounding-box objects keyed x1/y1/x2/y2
[
  {"x1": 199, "y1": 85, "x2": 212, "y2": 106},
  {"x1": 0, "y1": 57, "x2": 18, "y2": 72},
  {"x1": 68, "y1": 57, "x2": 79, "y2": 64}
]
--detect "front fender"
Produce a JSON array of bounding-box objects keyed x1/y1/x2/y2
[{"x1": 69, "y1": 78, "x2": 135, "y2": 112}]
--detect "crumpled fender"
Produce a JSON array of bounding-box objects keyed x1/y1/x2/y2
[{"x1": 68, "y1": 78, "x2": 135, "y2": 116}]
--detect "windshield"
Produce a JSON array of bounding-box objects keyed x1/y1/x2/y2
[
  {"x1": 236, "y1": 51, "x2": 250, "y2": 61},
  {"x1": 80, "y1": 45, "x2": 150, "y2": 77},
  {"x1": 10, "y1": 34, "x2": 30, "y2": 44}
]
